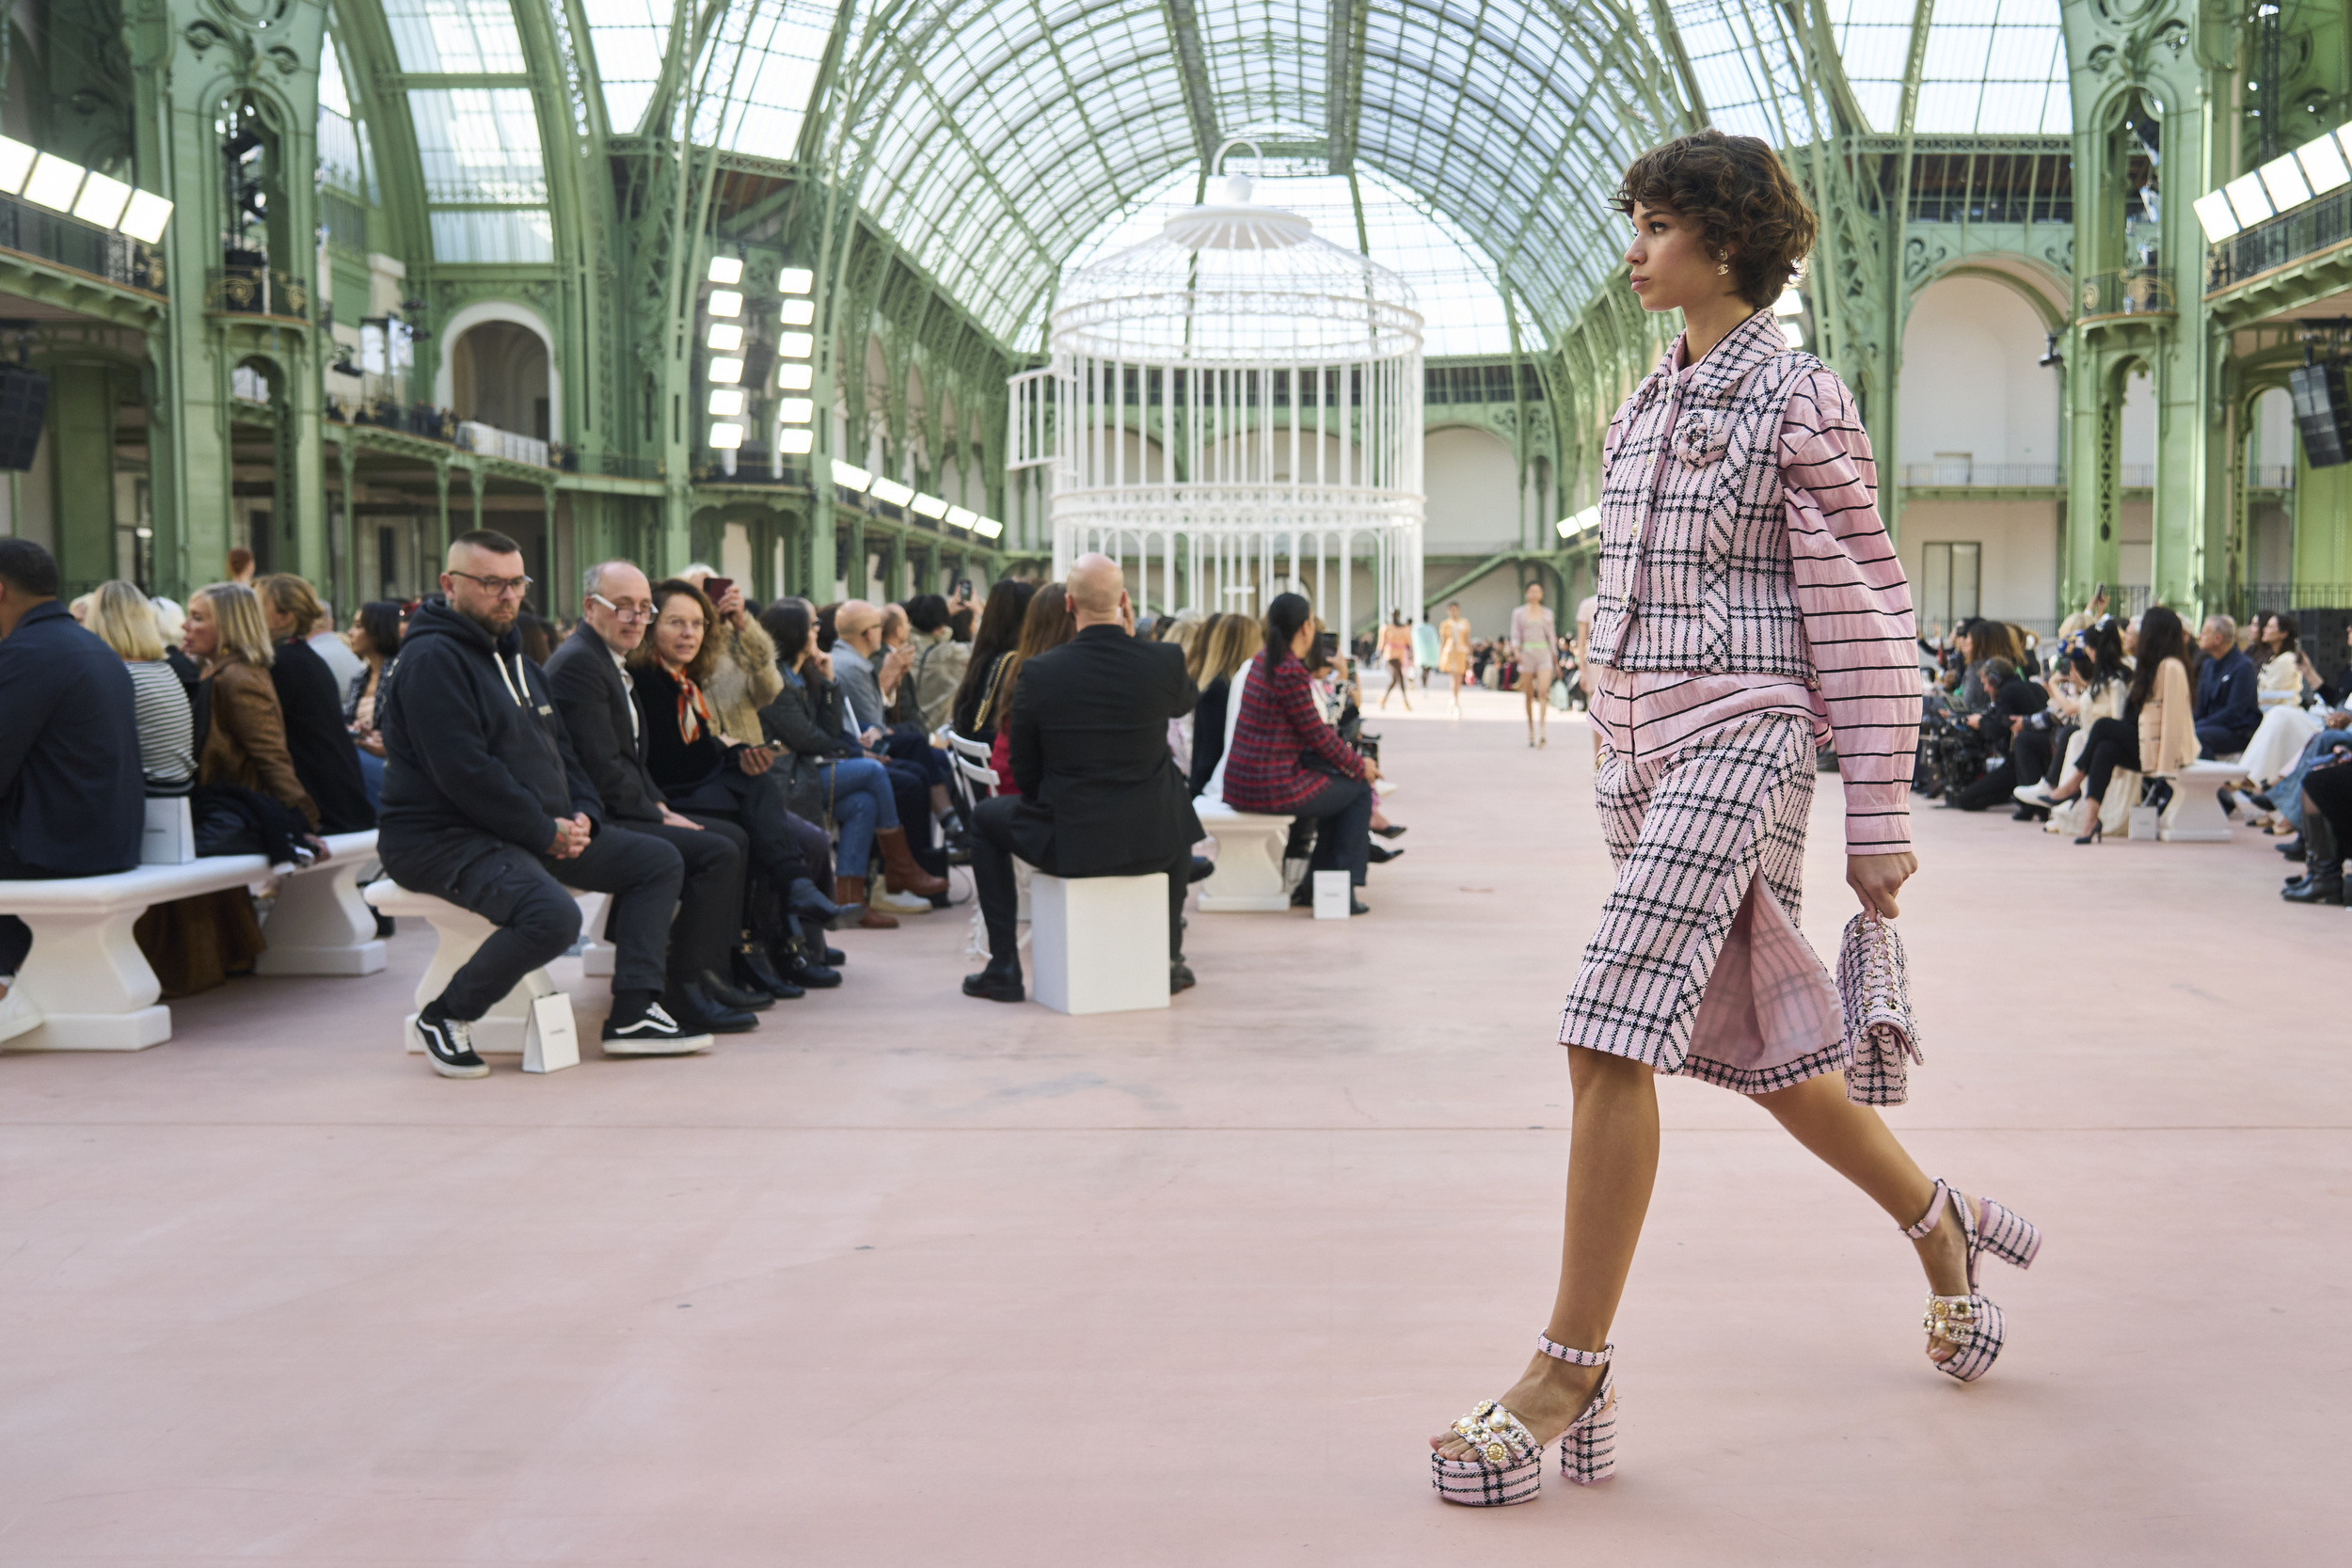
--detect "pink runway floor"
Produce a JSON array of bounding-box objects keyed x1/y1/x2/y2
[{"x1": 3, "y1": 689, "x2": 2343, "y2": 1564}]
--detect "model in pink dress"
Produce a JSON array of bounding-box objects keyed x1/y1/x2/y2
[{"x1": 1429, "y1": 131, "x2": 2040, "y2": 1508}]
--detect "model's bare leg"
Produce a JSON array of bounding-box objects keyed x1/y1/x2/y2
[
  {"x1": 1432, "y1": 1048, "x2": 1657, "y2": 1458},
  {"x1": 1748, "y1": 1072, "x2": 1972, "y2": 1361}
]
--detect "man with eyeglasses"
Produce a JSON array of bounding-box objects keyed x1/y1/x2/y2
[
  {"x1": 543, "y1": 559, "x2": 773, "y2": 1029},
  {"x1": 374, "y1": 531, "x2": 711, "y2": 1077}
]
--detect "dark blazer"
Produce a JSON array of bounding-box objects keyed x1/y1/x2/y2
[
  {"x1": 0, "y1": 599, "x2": 142, "y2": 875},
  {"x1": 270, "y1": 636, "x2": 375, "y2": 832},
  {"x1": 544, "y1": 624, "x2": 665, "y2": 825},
  {"x1": 628, "y1": 660, "x2": 732, "y2": 799},
  {"x1": 1001, "y1": 624, "x2": 1200, "y2": 875}
]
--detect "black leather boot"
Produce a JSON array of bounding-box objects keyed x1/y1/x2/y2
[
  {"x1": 2281, "y1": 848, "x2": 2344, "y2": 904},
  {"x1": 733, "y1": 942, "x2": 803, "y2": 1000},
  {"x1": 698, "y1": 969, "x2": 774, "y2": 1011}
]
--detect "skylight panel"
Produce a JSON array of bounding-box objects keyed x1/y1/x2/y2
[
  {"x1": 380, "y1": 0, "x2": 527, "y2": 73},
  {"x1": 409, "y1": 87, "x2": 548, "y2": 204},
  {"x1": 580, "y1": 0, "x2": 669, "y2": 134}
]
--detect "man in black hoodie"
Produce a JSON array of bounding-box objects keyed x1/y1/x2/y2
[{"x1": 375, "y1": 531, "x2": 710, "y2": 1077}]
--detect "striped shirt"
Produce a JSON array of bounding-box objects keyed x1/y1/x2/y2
[
  {"x1": 126, "y1": 658, "x2": 196, "y2": 795},
  {"x1": 1590, "y1": 312, "x2": 1917, "y2": 855}
]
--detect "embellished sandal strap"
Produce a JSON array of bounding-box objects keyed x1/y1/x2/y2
[
  {"x1": 1922, "y1": 1292, "x2": 1978, "y2": 1338},
  {"x1": 1450, "y1": 1400, "x2": 1541, "y2": 1467},
  {"x1": 1534, "y1": 1334, "x2": 1613, "y2": 1367},
  {"x1": 1902, "y1": 1178, "x2": 1953, "y2": 1239}
]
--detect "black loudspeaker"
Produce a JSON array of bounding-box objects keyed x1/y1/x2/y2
[
  {"x1": 2288, "y1": 360, "x2": 2352, "y2": 469},
  {"x1": 0, "y1": 366, "x2": 49, "y2": 470}
]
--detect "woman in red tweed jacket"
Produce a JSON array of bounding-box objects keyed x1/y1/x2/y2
[
  {"x1": 1429, "y1": 131, "x2": 2041, "y2": 1509},
  {"x1": 1221, "y1": 593, "x2": 1377, "y2": 913}
]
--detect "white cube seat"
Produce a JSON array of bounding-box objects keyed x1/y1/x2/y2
[
  {"x1": 363, "y1": 879, "x2": 580, "y2": 1055},
  {"x1": 2158, "y1": 758, "x2": 2240, "y2": 843},
  {"x1": 1192, "y1": 797, "x2": 1292, "y2": 912},
  {"x1": 1027, "y1": 870, "x2": 1169, "y2": 1015},
  {"x1": 0, "y1": 830, "x2": 381, "y2": 1052}
]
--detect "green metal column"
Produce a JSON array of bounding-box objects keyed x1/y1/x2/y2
[{"x1": 47, "y1": 364, "x2": 115, "y2": 593}]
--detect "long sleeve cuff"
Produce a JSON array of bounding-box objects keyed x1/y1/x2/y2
[{"x1": 1842, "y1": 780, "x2": 1912, "y2": 856}]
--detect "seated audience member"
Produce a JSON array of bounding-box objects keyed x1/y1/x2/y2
[
  {"x1": 2035, "y1": 605, "x2": 2199, "y2": 844},
  {"x1": 628, "y1": 579, "x2": 879, "y2": 937},
  {"x1": 678, "y1": 564, "x2": 782, "y2": 743},
  {"x1": 2269, "y1": 715, "x2": 2352, "y2": 865},
  {"x1": 151, "y1": 597, "x2": 199, "y2": 700},
  {"x1": 2193, "y1": 613, "x2": 2259, "y2": 758},
  {"x1": 1949, "y1": 657, "x2": 2049, "y2": 811},
  {"x1": 904, "y1": 593, "x2": 970, "y2": 733},
  {"x1": 1222, "y1": 593, "x2": 1379, "y2": 911},
  {"x1": 756, "y1": 596, "x2": 920, "y2": 930},
  {"x1": 226, "y1": 546, "x2": 256, "y2": 586},
  {"x1": 1186, "y1": 611, "x2": 1263, "y2": 800},
  {"x1": 256, "y1": 574, "x2": 375, "y2": 832},
  {"x1": 948, "y1": 578, "x2": 1037, "y2": 742},
  {"x1": 306, "y1": 593, "x2": 366, "y2": 693},
  {"x1": 88, "y1": 580, "x2": 196, "y2": 798},
  {"x1": 544, "y1": 562, "x2": 769, "y2": 1029},
  {"x1": 833, "y1": 596, "x2": 962, "y2": 858},
  {"x1": 0, "y1": 541, "x2": 142, "y2": 1010},
  {"x1": 963, "y1": 555, "x2": 1200, "y2": 1003},
  {"x1": 980, "y1": 584, "x2": 1076, "y2": 794},
  {"x1": 375, "y1": 531, "x2": 711, "y2": 1077},
  {"x1": 2286, "y1": 749, "x2": 2352, "y2": 904},
  {"x1": 187, "y1": 583, "x2": 322, "y2": 832},
  {"x1": 343, "y1": 599, "x2": 404, "y2": 807},
  {"x1": 2016, "y1": 627, "x2": 2129, "y2": 815}
]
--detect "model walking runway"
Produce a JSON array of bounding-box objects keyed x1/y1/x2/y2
[{"x1": 1430, "y1": 129, "x2": 2041, "y2": 1506}]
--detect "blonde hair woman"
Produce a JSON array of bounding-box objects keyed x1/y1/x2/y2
[
  {"x1": 87, "y1": 580, "x2": 194, "y2": 797},
  {"x1": 183, "y1": 582, "x2": 320, "y2": 832}
]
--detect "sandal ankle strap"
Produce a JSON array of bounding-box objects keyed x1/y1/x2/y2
[
  {"x1": 1902, "y1": 1178, "x2": 1952, "y2": 1239},
  {"x1": 1535, "y1": 1334, "x2": 1613, "y2": 1366}
]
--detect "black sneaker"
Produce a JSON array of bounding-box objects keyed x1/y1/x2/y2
[
  {"x1": 414, "y1": 1010, "x2": 488, "y2": 1078},
  {"x1": 601, "y1": 999, "x2": 714, "y2": 1055}
]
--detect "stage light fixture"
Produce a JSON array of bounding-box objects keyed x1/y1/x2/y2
[
  {"x1": 778, "y1": 428, "x2": 814, "y2": 454},
  {"x1": 778, "y1": 362, "x2": 813, "y2": 390},
  {"x1": 708, "y1": 356, "x2": 744, "y2": 384},
  {"x1": 870, "y1": 477, "x2": 914, "y2": 506},
  {"x1": 832, "y1": 460, "x2": 874, "y2": 490},
  {"x1": 707, "y1": 323, "x2": 742, "y2": 351},
  {"x1": 778, "y1": 396, "x2": 814, "y2": 424},
  {"x1": 24, "y1": 151, "x2": 84, "y2": 212},
  {"x1": 707, "y1": 289, "x2": 742, "y2": 318},
  {"x1": 780, "y1": 298, "x2": 815, "y2": 326},
  {"x1": 72, "y1": 170, "x2": 132, "y2": 228},
  {"x1": 707, "y1": 255, "x2": 742, "y2": 284},
  {"x1": 779, "y1": 266, "x2": 813, "y2": 294},
  {"x1": 778, "y1": 331, "x2": 813, "y2": 358},
  {"x1": 708, "y1": 388, "x2": 745, "y2": 417},
  {"x1": 708, "y1": 421, "x2": 744, "y2": 450}
]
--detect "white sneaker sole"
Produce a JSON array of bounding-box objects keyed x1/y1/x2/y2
[
  {"x1": 424, "y1": 1053, "x2": 489, "y2": 1079},
  {"x1": 601, "y1": 1032, "x2": 714, "y2": 1056}
]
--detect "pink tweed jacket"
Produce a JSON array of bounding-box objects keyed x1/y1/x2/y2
[{"x1": 1587, "y1": 309, "x2": 1918, "y2": 855}]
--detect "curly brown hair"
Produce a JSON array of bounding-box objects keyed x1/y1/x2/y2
[{"x1": 1613, "y1": 129, "x2": 1818, "y2": 310}]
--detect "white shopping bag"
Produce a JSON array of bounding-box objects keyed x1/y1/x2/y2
[
  {"x1": 522, "y1": 991, "x2": 580, "y2": 1073},
  {"x1": 1312, "y1": 869, "x2": 1351, "y2": 920}
]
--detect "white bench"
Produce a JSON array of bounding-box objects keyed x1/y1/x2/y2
[
  {"x1": 364, "y1": 880, "x2": 583, "y2": 1061},
  {"x1": 1028, "y1": 871, "x2": 1169, "y2": 1015},
  {"x1": 0, "y1": 823, "x2": 382, "y2": 1051},
  {"x1": 1193, "y1": 797, "x2": 1292, "y2": 911},
  {"x1": 2158, "y1": 757, "x2": 2240, "y2": 843}
]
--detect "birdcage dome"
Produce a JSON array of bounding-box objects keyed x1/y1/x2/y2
[{"x1": 1050, "y1": 171, "x2": 1422, "y2": 365}]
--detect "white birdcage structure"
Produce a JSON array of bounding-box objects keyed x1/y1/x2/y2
[{"x1": 1009, "y1": 149, "x2": 1424, "y2": 636}]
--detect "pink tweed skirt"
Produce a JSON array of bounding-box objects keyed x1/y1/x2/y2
[{"x1": 1558, "y1": 713, "x2": 1845, "y2": 1093}]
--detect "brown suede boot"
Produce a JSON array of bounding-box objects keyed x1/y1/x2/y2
[
  {"x1": 877, "y1": 826, "x2": 948, "y2": 896},
  {"x1": 834, "y1": 875, "x2": 894, "y2": 929}
]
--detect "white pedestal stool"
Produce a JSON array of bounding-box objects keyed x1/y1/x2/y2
[
  {"x1": 1193, "y1": 799, "x2": 1293, "y2": 912},
  {"x1": 1027, "y1": 871, "x2": 1170, "y2": 1015},
  {"x1": 363, "y1": 881, "x2": 575, "y2": 1057}
]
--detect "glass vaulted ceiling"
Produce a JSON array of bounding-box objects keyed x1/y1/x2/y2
[{"x1": 341, "y1": 2, "x2": 2078, "y2": 334}]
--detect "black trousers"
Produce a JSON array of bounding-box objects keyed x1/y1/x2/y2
[
  {"x1": 2011, "y1": 725, "x2": 2058, "y2": 795},
  {"x1": 0, "y1": 840, "x2": 65, "y2": 975},
  {"x1": 970, "y1": 794, "x2": 1187, "y2": 968},
  {"x1": 2198, "y1": 721, "x2": 2257, "y2": 759},
  {"x1": 1293, "y1": 776, "x2": 1374, "y2": 886},
  {"x1": 2076, "y1": 716, "x2": 2139, "y2": 807},
  {"x1": 2300, "y1": 760, "x2": 2352, "y2": 850},
  {"x1": 628, "y1": 816, "x2": 746, "y2": 986},
  {"x1": 380, "y1": 824, "x2": 682, "y2": 1021},
  {"x1": 670, "y1": 768, "x2": 809, "y2": 887}
]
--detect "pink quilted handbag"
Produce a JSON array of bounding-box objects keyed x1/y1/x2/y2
[{"x1": 1836, "y1": 910, "x2": 1921, "y2": 1105}]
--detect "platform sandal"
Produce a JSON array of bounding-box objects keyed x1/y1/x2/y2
[
  {"x1": 1431, "y1": 1338, "x2": 1617, "y2": 1505},
  {"x1": 1905, "y1": 1178, "x2": 2042, "y2": 1383}
]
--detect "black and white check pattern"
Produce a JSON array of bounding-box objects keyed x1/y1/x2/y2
[
  {"x1": 1559, "y1": 713, "x2": 1846, "y2": 1092},
  {"x1": 1586, "y1": 317, "x2": 1820, "y2": 679}
]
